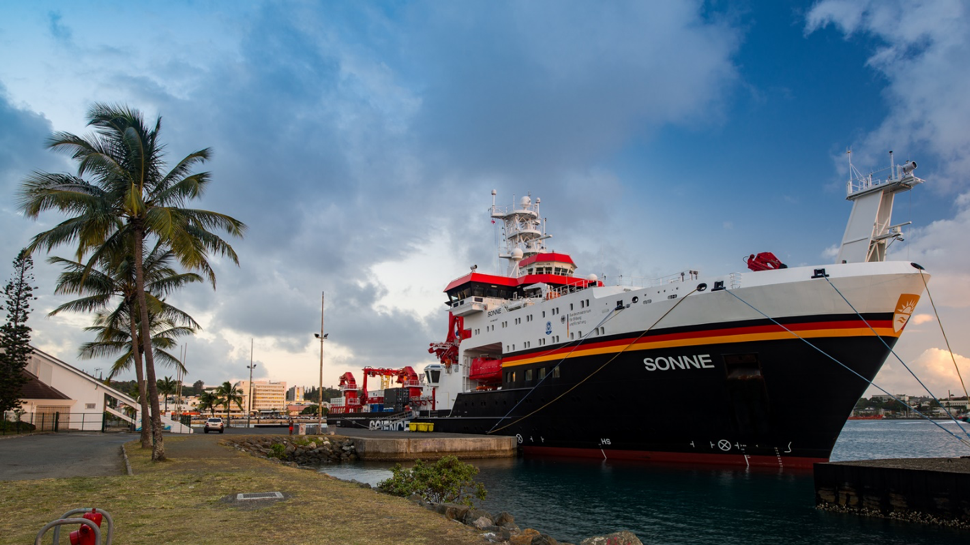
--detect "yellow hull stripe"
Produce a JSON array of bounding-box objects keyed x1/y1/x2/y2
[{"x1": 502, "y1": 326, "x2": 898, "y2": 368}]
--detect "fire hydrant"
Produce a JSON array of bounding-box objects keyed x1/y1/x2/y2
[
  {"x1": 34, "y1": 507, "x2": 113, "y2": 545},
  {"x1": 69, "y1": 508, "x2": 103, "y2": 545}
]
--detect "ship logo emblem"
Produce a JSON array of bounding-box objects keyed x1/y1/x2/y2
[
  {"x1": 892, "y1": 294, "x2": 919, "y2": 333},
  {"x1": 546, "y1": 321, "x2": 552, "y2": 335}
]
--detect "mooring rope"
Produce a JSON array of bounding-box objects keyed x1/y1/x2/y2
[
  {"x1": 725, "y1": 288, "x2": 970, "y2": 449},
  {"x1": 822, "y1": 275, "x2": 970, "y2": 440},
  {"x1": 487, "y1": 288, "x2": 697, "y2": 435},
  {"x1": 485, "y1": 304, "x2": 621, "y2": 434},
  {"x1": 917, "y1": 269, "x2": 969, "y2": 400}
]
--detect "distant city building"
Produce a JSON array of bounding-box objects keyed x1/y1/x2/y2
[
  {"x1": 871, "y1": 394, "x2": 909, "y2": 403},
  {"x1": 236, "y1": 380, "x2": 287, "y2": 414},
  {"x1": 286, "y1": 385, "x2": 304, "y2": 402}
]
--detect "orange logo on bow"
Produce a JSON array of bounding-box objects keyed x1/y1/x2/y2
[{"x1": 893, "y1": 294, "x2": 920, "y2": 333}]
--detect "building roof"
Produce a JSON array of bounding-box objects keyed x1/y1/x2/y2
[
  {"x1": 20, "y1": 369, "x2": 71, "y2": 400},
  {"x1": 30, "y1": 346, "x2": 137, "y2": 406}
]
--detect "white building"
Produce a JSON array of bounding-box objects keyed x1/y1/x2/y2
[
  {"x1": 286, "y1": 385, "x2": 305, "y2": 402},
  {"x1": 236, "y1": 380, "x2": 287, "y2": 414},
  {"x1": 11, "y1": 346, "x2": 191, "y2": 433}
]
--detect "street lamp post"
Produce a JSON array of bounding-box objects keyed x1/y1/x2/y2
[
  {"x1": 314, "y1": 291, "x2": 327, "y2": 433},
  {"x1": 246, "y1": 338, "x2": 256, "y2": 430}
]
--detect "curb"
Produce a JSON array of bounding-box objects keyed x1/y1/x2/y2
[{"x1": 121, "y1": 444, "x2": 133, "y2": 476}]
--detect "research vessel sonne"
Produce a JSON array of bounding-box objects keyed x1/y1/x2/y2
[{"x1": 418, "y1": 157, "x2": 928, "y2": 469}]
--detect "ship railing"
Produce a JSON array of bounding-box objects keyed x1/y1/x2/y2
[
  {"x1": 491, "y1": 202, "x2": 539, "y2": 218},
  {"x1": 617, "y1": 270, "x2": 700, "y2": 288},
  {"x1": 846, "y1": 165, "x2": 891, "y2": 196}
]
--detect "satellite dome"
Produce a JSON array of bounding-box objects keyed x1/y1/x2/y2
[
  {"x1": 511, "y1": 248, "x2": 524, "y2": 260},
  {"x1": 520, "y1": 196, "x2": 531, "y2": 208},
  {"x1": 587, "y1": 273, "x2": 598, "y2": 282}
]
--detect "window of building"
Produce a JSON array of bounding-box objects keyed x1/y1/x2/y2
[{"x1": 525, "y1": 369, "x2": 533, "y2": 382}]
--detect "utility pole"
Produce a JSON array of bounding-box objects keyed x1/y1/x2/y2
[
  {"x1": 314, "y1": 291, "x2": 327, "y2": 433},
  {"x1": 247, "y1": 339, "x2": 256, "y2": 430}
]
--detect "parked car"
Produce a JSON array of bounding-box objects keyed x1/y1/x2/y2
[{"x1": 204, "y1": 417, "x2": 225, "y2": 433}]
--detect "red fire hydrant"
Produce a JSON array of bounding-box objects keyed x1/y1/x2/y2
[
  {"x1": 35, "y1": 507, "x2": 112, "y2": 545},
  {"x1": 69, "y1": 508, "x2": 104, "y2": 545}
]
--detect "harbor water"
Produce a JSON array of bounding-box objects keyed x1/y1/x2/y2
[{"x1": 321, "y1": 420, "x2": 970, "y2": 544}]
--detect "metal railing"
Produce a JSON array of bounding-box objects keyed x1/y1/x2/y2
[{"x1": 1, "y1": 412, "x2": 128, "y2": 435}]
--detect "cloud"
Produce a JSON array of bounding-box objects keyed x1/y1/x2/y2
[
  {"x1": 46, "y1": 11, "x2": 72, "y2": 44},
  {"x1": 808, "y1": 2, "x2": 970, "y2": 398},
  {"x1": 911, "y1": 314, "x2": 933, "y2": 325},
  {"x1": 806, "y1": 0, "x2": 970, "y2": 193},
  {"x1": 875, "y1": 348, "x2": 970, "y2": 399},
  {"x1": 1, "y1": 2, "x2": 745, "y2": 387},
  {"x1": 404, "y1": 1, "x2": 740, "y2": 179}
]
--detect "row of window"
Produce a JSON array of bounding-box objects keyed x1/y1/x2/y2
[
  {"x1": 505, "y1": 365, "x2": 561, "y2": 384},
  {"x1": 507, "y1": 334, "x2": 564, "y2": 352},
  {"x1": 525, "y1": 266, "x2": 572, "y2": 275}
]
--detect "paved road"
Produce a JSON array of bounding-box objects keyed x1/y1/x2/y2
[
  {"x1": 0, "y1": 425, "x2": 477, "y2": 481},
  {"x1": 0, "y1": 433, "x2": 133, "y2": 481}
]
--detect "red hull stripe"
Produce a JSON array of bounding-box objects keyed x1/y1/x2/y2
[
  {"x1": 523, "y1": 445, "x2": 826, "y2": 469},
  {"x1": 502, "y1": 318, "x2": 896, "y2": 366}
]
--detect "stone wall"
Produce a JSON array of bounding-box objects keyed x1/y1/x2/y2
[
  {"x1": 226, "y1": 436, "x2": 358, "y2": 465},
  {"x1": 815, "y1": 459, "x2": 970, "y2": 528}
]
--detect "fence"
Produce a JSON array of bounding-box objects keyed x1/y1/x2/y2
[{"x1": 1, "y1": 412, "x2": 128, "y2": 435}]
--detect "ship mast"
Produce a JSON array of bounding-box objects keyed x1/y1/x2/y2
[
  {"x1": 491, "y1": 190, "x2": 551, "y2": 277},
  {"x1": 837, "y1": 151, "x2": 924, "y2": 264}
]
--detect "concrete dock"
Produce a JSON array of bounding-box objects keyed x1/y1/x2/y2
[
  {"x1": 815, "y1": 457, "x2": 970, "y2": 527},
  {"x1": 334, "y1": 428, "x2": 518, "y2": 461}
]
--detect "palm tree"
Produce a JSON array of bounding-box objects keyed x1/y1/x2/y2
[
  {"x1": 125, "y1": 384, "x2": 141, "y2": 422},
  {"x1": 19, "y1": 104, "x2": 245, "y2": 461},
  {"x1": 215, "y1": 381, "x2": 243, "y2": 427},
  {"x1": 197, "y1": 391, "x2": 219, "y2": 417},
  {"x1": 157, "y1": 376, "x2": 177, "y2": 413},
  {"x1": 48, "y1": 241, "x2": 201, "y2": 448}
]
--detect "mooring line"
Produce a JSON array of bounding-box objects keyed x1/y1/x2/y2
[
  {"x1": 486, "y1": 305, "x2": 621, "y2": 434},
  {"x1": 725, "y1": 288, "x2": 970, "y2": 449},
  {"x1": 918, "y1": 269, "x2": 969, "y2": 400},
  {"x1": 487, "y1": 289, "x2": 697, "y2": 435},
  {"x1": 822, "y1": 275, "x2": 970, "y2": 440}
]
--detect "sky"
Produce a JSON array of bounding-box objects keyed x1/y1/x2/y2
[{"x1": 1, "y1": 0, "x2": 969, "y2": 404}]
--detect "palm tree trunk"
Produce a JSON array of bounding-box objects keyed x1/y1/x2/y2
[
  {"x1": 128, "y1": 309, "x2": 151, "y2": 448},
  {"x1": 134, "y1": 228, "x2": 165, "y2": 461}
]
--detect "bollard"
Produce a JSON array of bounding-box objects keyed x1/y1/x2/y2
[
  {"x1": 39, "y1": 507, "x2": 113, "y2": 545},
  {"x1": 34, "y1": 518, "x2": 100, "y2": 545}
]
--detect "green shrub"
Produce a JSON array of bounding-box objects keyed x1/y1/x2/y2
[
  {"x1": 269, "y1": 443, "x2": 285, "y2": 458},
  {"x1": 0, "y1": 420, "x2": 35, "y2": 433},
  {"x1": 377, "y1": 456, "x2": 487, "y2": 506}
]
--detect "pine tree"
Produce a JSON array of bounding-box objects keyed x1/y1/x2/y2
[{"x1": 0, "y1": 249, "x2": 37, "y2": 415}]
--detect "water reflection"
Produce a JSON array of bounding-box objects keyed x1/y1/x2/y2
[{"x1": 321, "y1": 421, "x2": 969, "y2": 544}]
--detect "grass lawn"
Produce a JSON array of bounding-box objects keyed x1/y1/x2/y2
[{"x1": 0, "y1": 435, "x2": 486, "y2": 545}]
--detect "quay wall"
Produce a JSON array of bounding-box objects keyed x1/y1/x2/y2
[
  {"x1": 352, "y1": 435, "x2": 517, "y2": 461},
  {"x1": 815, "y1": 458, "x2": 970, "y2": 528}
]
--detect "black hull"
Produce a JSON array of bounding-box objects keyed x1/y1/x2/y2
[
  {"x1": 328, "y1": 411, "x2": 412, "y2": 430},
  {"x1": 420, "y1": 333, "x2": 895, "y2": 468}
]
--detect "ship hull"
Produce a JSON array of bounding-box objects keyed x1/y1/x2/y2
[{"x1": 421, "y1": 317, "x2": 897, "y2": 469}]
